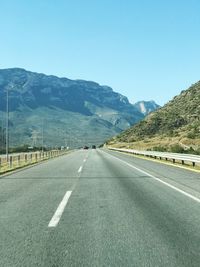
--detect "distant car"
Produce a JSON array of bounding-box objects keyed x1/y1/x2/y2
[
  {"x1": 83, "y1": 146, "x2": 89, "y2": 149},
  {"x1": 92, "y1": 145, "x2": 96, "y2": 149}
]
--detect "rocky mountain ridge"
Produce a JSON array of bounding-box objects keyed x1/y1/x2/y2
[
  {"x1": 133, "y1": 100, "x2": 160, "y2": 116},
  {"x1": 0, "y1": 68, "x2": 159, "y2": 148}
]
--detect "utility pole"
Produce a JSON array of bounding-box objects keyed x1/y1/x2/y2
[
  {"x1": 0, "y1": 120, "x2": 3, "y2": 152},
  {"x1": 6, "y1": 86, "x2": 9, "y2": 161},
  {"x1": 31, "y1": 130, "x2": 40, "y2": 147},
  {"x1": 68, "y1": 129, "x2": 71, "y2": 149},
  {"x1": 42, "y1": 120, "x2": 44, "y2": 152}
]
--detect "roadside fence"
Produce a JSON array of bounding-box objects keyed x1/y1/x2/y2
[{"x1": 0, "y1": 150, "x2": 68, "y2": 174}]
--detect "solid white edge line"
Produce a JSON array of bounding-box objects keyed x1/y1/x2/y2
[
  {"x1": 48, "y1": 190, "x2": 72, "y2": 227},
  {"x1": 102, "y1": 150, "x2": 200, "y2": 204},
  {"x1": 78, "y1": 166, "x2": 83, "y2": 173}
]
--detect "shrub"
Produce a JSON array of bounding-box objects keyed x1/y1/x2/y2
[
  {"x1": 152, "y1": 146, "x2": 167, "y2": 152},
  {"x1": 170, "y1": 144, "x2": 185, "y2": 153},
  {"x1": 187, "y1": 132, "x2": 196, "y2": 139}
]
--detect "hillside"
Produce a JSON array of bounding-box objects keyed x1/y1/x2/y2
[
  {"x1": 0, "y1": 68, "x2": 158, "y2": 148},
  {"x1": 108, "y1": 81, "x2": 200, "y2": 153}
]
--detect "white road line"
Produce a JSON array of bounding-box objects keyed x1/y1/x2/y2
[
  {"x1": 48, "y1": 191, "x2": 72, "y2": 227},
  {"x1": 78, "y1": 166, "x2": 83, "y2": 173},
  {"x1": 102, "y1": 150, "x2": 200, "y2": 204}
]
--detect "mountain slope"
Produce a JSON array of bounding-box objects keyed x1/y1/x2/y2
[
  {"x1": 0, "y1": 68, "x2": 146, "y2": 147},
  {"x1": 109, "y1": 81, "x2": 200, "y2": 152}
]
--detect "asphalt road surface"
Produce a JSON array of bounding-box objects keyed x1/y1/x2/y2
[{"x1": 0, "y1": 148, "x2": 200, "y2": 267}]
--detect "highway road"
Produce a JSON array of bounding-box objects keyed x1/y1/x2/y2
[{"x1": 0, "y1": 148, "x2": 200, "y2": 267}]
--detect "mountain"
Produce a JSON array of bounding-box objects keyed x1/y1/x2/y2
[
  {"x1": 133, "y1": 100, "x2": 160, "y2": 116},
  {"x1": 0, "y1": 68, "x2": 150, "y2": 148},
  {"x1": 108, "y1": 81, "x2": 200, "y2": 153}
]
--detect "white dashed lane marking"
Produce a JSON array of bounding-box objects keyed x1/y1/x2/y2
[
  {"x1": 48, "y1": 191, "x2": 72, "y2": 227},
  {"x1": 78, "y1": 166, "x2": 83, "y2": 173}
]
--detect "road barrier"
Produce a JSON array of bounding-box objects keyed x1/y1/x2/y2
[
  {"x1": 0, "y1": 150, "x2": 69, "y2": 174},
  {"x1": 109, "y1": 147, "x2": 200, "y2": 167}
]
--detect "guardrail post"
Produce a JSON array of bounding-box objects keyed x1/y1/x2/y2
[
  {"x1": 25, "y1": 154, "x2": 27, "y2": 163},
  {"x1": 9, "y1": 156, "x2": 13, "y2": 169},
  {"x1": 182, "y1": 160, "x2": 184, "y2": 165},
  {"x1": 18, "y1": 155, "x2": 20, "y2": 167},
  {"x1": 165, "y1": 158, "x2": 168, "y2": 161},
  {"x1": 192, "y1": 162, "x2": 195, "y2": 167},
  {"x1": 173, "y1": 159, "x2": 175, "y2": 163},
  {"x1": 35, "y1": 153, "x2": 38, "y2": 162},
  {"x1": 0, "y1": 158, "x2": 1, "y2": 171}
]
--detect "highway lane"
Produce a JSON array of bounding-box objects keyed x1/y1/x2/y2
[
  {"x1": 106, "y1": 149, "x2": 200, "y2": 199},
  {"x1": 0, "y1": 148, "x2": 200, "y2": 266}
]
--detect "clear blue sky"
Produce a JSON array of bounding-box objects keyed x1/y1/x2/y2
[{"x1": 0, "y1": 0, "x2": 200, "y2": 105}]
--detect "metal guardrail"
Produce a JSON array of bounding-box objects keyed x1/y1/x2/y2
[
  {"x1": 109, "y1": 148, "x2": 200, "y2": 167},
  {"x1": 0, "y1": 150, "x2": 69, "y2": 174}
]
